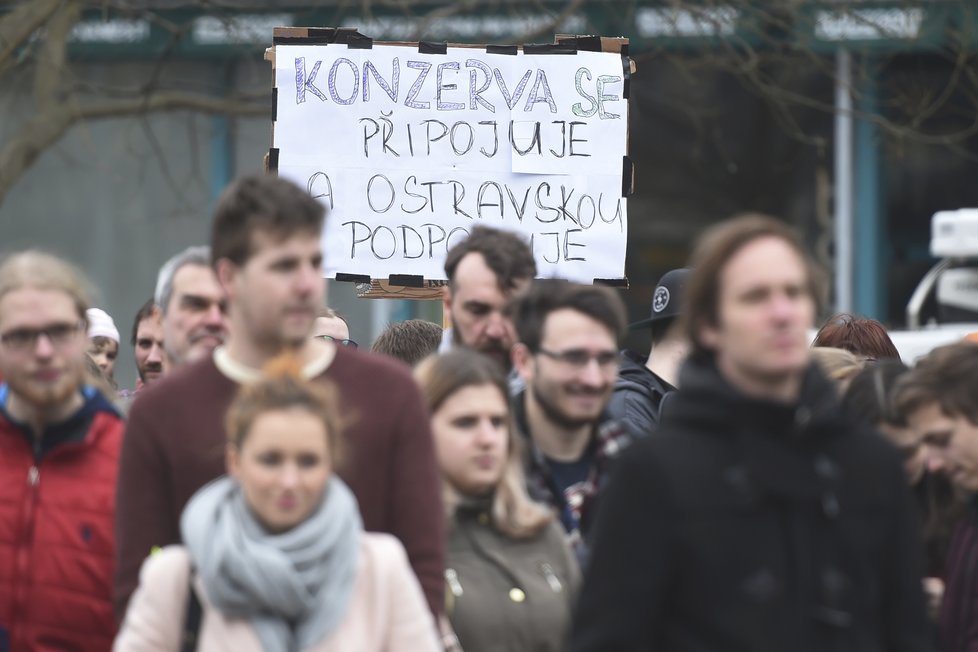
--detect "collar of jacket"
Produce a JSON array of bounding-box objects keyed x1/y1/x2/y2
[
  {"x1": 454, "y1": 492, "x2": 494, "y2": 519},
  {"x1": 0, "y1": 384, "x2": 119, "y2": 460},
  {"x1": 669, "y1": 354, "x2": 844, "y2": 442},
  {"x1": 666, "y1": 356, "x2": 852, "y2": 505},
  {"x1": 616, "y1": 349, "x2": 677, "y2": 395}
]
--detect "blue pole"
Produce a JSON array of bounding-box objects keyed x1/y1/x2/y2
[{"x1": 853, "y1": 59, "x2": 883, "y2": 320}]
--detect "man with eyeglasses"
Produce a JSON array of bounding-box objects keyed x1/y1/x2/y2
[
  {"x1": 508, "y1": 279, "x2": 633, "y2": 564},
  {"x1": 311, "y1": 307, "x2": 357, "y2": 348},
  {"x1": 0, "y1": 251, "x2": 124, "y2": 651}
]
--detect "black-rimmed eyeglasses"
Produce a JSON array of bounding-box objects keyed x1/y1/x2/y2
[
  {"x1": 315, "y1": 335, "x2": 358, "y2": 349},
  {"x1": 536, "y1": 347, "x2": 619, "y2": 371},
  {"x1": 0, "y1": 321, "x2": 84, "y2": 352}
]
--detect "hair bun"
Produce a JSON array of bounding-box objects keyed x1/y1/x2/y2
[{"x1": 261, "y1": 352, "x2": 305, "y2": 380}]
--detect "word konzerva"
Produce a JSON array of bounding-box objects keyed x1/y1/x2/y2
[{"x1": 293, "y1": 55, "x2": 624, "y2": 119}]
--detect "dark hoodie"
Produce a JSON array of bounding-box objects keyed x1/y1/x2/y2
[
  {"x1": 607, "y1": 350, "x2": 676, "y2": 438},
  {"x1": 571, "y1": 355, "x2": 933, "y2": 652}
]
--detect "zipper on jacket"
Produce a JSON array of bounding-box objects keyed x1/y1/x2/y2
[{"x1": 12, "y1": 464, "x2": 41, "y2": 649}]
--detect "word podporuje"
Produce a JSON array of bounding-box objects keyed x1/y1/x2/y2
[{"x1": 273, "y1": 41, "x2": 630, "y2": 284}]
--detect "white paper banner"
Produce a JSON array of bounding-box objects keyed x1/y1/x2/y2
[{"x1": 273, "y1": 42, "x2": 629, "y2": 283}]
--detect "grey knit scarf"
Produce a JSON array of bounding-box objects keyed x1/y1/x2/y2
[{"x1": 181, "y1": 475, "x2": 362, "y2": 652}]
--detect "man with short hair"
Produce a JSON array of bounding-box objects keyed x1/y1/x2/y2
[
  {"x1": 607, "y1": 268, "x2": 690, "y2": 437},
  {"x1": 115, "y1": 174, "x2": 444, "y2": 620},
  {"x1": 508, "y1": 279, "x2": 632, "y2": 562},
  {"x1": 311, "y1": 307, "x2": 355, "y2": 347},
  {"x1": 371, "y1": 319, "x2": 442, "y2": 366},
  {"x1": 895, "y1": 341, "x2": 978, "y2": 652},
  {"x1": 154, "y1": 245, "x2": 228, "y2": 369},
  {"x1": 571, "y1": 214, "x2": 931, "y2": 652},
  {"x1": 0, "y1": 251, "x2": 124, "y2": 651},
  {"x1": 130, "y1": 299, "x2": 164, "y2": 388},
  {"x1": 441, "y1": 226, "x2": 536, "y2": 373}
]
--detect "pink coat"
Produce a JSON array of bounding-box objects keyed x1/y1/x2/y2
[{"x1": 114, "y1": 534, "x2": 440, "y2": 652}]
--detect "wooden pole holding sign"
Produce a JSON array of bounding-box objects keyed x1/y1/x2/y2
[{"x1": 265, "y1": 28, "x2": 633, "y2": 301}]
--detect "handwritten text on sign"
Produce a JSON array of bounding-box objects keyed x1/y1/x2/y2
[{"x1": 273, "y1": 43, "x2": 628, "y2": 282}]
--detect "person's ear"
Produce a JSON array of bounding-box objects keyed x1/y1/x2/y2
[
  {"x1": 215, "y1": 258, "x2": 239, "y2": 299},
  {"x1": 226, "y1": 443, "x2": 241, "y2": 479},
  {"x1": 512, "y1": 343, "x2": 534, "y2": 382},
  {"x1": 698, "y1": 321, "x2": 719, "y2": 351},
  {"x1": 442, "y1": 286, "x2": 453, "y2": 326}
]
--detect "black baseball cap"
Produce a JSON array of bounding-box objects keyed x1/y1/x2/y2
[{"x1": 629, "y1": 268, "x2": 691, "y2": 329}]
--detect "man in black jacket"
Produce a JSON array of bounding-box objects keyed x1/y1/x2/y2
[
  {"x1": 607, "y1": 268, "x2": 690, "y2": 437},
  {"x1": 571, "y1": 214, "x2": 932, "y2": 652}
]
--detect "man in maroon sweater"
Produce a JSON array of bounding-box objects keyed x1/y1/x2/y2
[{"x1": 114, "y1": 174, "x2": 445, "y2": 620}]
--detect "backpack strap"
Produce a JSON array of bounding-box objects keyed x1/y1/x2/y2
[{"x1": 181, "y1": 567, "x2": 202, "y2": 652}]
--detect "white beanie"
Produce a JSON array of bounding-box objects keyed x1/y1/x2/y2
[{"x1": 86, "y1": 308, "x2": 120, "y2": 343}]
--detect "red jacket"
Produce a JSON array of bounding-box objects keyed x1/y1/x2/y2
[{"x1": 0, "y1": 385, "x2": 124, "y2": 652}]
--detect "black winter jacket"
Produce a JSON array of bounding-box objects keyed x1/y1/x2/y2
[
  {"x1": 571, "y1": 356, "x2": 933, "y2": 652},
  {"x1": 606, "y1": 350, "x2": 676, "y2": 438}
]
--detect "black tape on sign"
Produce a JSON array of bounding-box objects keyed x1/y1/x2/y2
[
  {"x1": 267, "y1": 148, "x2": 280, "y2": 172},
  {"x1": 563, "y1": 35, "x2": 602, "y2": 52},
  {"x1": 273, "y1": 28, "x2": 366, "y2": 45},
  {"x1": 594, "y1": 278, "x2": 629, "y2": 288},
  {"x1": 310, "y1": 27, "x2": 340, "y2": 40},
  {"x1": 335, "y1": 273, "x2": 371, "y2": 283},
  {"x1": 271, "y1": 88, "x2": 278, "y2": 122},
  {"x1": 486, "y1": 44, "x2": 518, "y2": 55},
  {"x1": 388, "y1": 274, "x2": 425, "y2": 288},
  {"x1": 622, "y1": 156, "x2": 634, "y2": 197},
  {"x1": 523, "y1": 43, "x2": 576, "y2": 55},
  {"x1": 419, "y1": 41, "x2": 448, "y2": 55},
  {"x1": 621, "y1": 53, "x2": 631, "y2": 100},
  {"x1": 347, "y1": 34, "x2": 373, "y2": 49},
  {"x1": 274, "y1": 36, "x2": 321, "y2": 45}
]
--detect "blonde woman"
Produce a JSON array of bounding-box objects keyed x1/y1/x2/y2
[
  {"x1": 115, "y1": 359, "x2": 439, "y2": 651},
  {"x1": 415, "y1": 350, "x2": 580, "y2": 652},
  {"x1": 810, "y1": 346, "x2": 865, "y2": 395}
]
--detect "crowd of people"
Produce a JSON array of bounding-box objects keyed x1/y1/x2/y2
[{"x1": 1, "y1": 172, "x2": 977, "y2": 652}]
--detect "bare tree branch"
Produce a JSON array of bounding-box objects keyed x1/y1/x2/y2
[
  {"x1": 0, "y1": 0, "x2": 63, "y2": 68},
  {"x1": 34, "y1": 0, "x2": 79, "y2": 111},
  {"x1": 0, "y1": 91, "x2": 267, "y2": 204}
]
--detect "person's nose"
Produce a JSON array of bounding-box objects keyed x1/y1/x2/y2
[
  {"x1": 578, "y1": 357, "x2": 607, "y2": 386},
  {"x1": 279, "y1": 462, "x2": 300, "y2": 489},
  {"x1": 147, "y1": 342, "x2": 163, "y2": 364},
  {"x1": 295, "y1": 264, "x2": 321, "y2": 297},
  {"x1": 202, "y1": 302, "x2": 225, "y2": 329},
  {"x1": 484, "y1": 312, "x2": 506, "y2": 339},
  {"x1": 925, "y1": 447, "x2": 947, "y2": 474},
  {"x1": 769, "y1": 292, "x2": 797, "y2": 322},
  {"x1": 475, "y1": 420, "x2": 500, "y2": 447},
  {"x1": 33, "y1": 333, "x2": 55, "y2": 358}
]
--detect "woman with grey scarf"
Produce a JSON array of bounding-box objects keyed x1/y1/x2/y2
[{"x1": 114, "y1": 361, "x2": 440, "y2": 652}]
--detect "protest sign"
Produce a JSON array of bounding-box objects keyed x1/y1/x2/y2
[{"x1": 269, "y1": 30, "x2": 632, "y2": 284}]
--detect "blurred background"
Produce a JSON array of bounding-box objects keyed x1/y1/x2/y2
[{"x1": 1, "y1": 0, "x2": 977, "y2": 389}]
